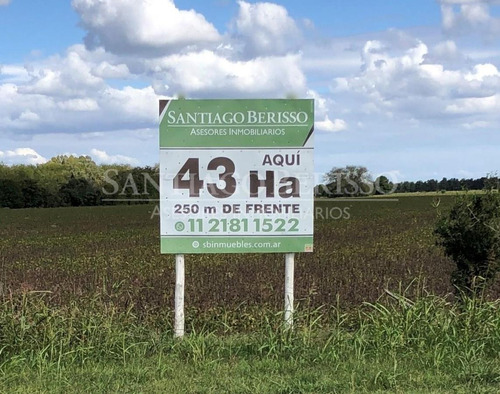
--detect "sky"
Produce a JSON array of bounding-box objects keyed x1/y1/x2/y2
[{"x1": 0, "y1": 0, "x2": 499, "y2": 182}]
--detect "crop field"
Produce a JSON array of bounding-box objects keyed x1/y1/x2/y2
[
  {"x1": 1, "y1": 196, "x2": 500, "y2": 392},
  {"x1": 1, "y1": 195, "x2": 499, "y2": 312}
]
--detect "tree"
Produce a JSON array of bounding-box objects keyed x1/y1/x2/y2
[
  {"x1": 323, "y1": 165, "x2": 373, "y2": 197},
  {"x1": 484, "y1": 172, "x2": 499, "y2": 191},
  {"x1": 314, "y1": 184, "x2": 330, "y2": 198},
  {"x1": 0, "y1": 179, "x2": 24, "y2": 208},
  {"x1": 36, "y1": 155, "x2": 104, "y2": 194},
  {"x1": 374, "y1": 175, "x2": 394, "y2": 195},
  {"x1": 20, "y1": 179, "x2": 50, "y2": 208},
  {"x1": 59, "y1": 177, "x2": 101, "y2": 207},
  {"x1": 435, "y1": 192, "x2": 500, "y2": 296}
]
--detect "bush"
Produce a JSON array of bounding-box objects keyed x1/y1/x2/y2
[{"x1": 435, "y1": 192, "x2": 500, "y2": 295}]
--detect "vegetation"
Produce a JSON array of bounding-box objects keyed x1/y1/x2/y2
[
  {"x1": 435, "y1": 191, "x2": 500, "y2": 295},
  {"x1": 1, "y1": 196, "x2": 474, "y2": 312},
  {"x1": 321, "y1": 165, "x2": 374, "y2": 196},
  {"x1": 1, "y1": 156, "x2": 499, "y2": 390},
  {"x1": 1, "y1": 158, "x2": 496, "y2": 207},
  {"x1": 397, "y1": 176, "x2": 498, "y2": 194},
  {"x1": 316, "y1": 165, "x2": 496, "y2": 197},
  {"x1": 0, "y1": 290, "x2": 499, "y2": 392},
  {"x1": 0, "y1": 156, "x2": 159, "y2": 208},
  {"x1": 0, "y1": 197, "x2": 499, "y2": 390}
]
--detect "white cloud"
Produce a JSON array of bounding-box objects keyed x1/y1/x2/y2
[
  {"x1": 0, "y1": 148, "x2": 47, "y2": 165},
  {"x1": 334, "y1": 39, "x2": 500, "y2": 122},
  {"x1": 72, "y1": 0, "x2": 220, "y2": 56},
  {"x1": 464, "y1": 63, "x2": 500, "y2": 80},
  {"x1": 0, "y1": 0, "x2": 11, "y2": 6},
  {"x1": 315, "y1": 116, "x2": 347, "y2": 132},
  {"x1": 58, "y1": 98, "x2": 99, "y2": 112},
  {"x1": 0, "y1": 65, "x2": 30, "y2": 83},
  {"x1": 306, "y1": 90, "x2": 330, "y2": 119},
  {"x1": 462, "y1": 120, "x2": 490, "y2": 128},
  {"x1": 148, "y1": 50, "x2": 306, "y2": 97},
  {"x1": 306, "y1": 89, "x2": 349, "y2": 133},
  {"x1": 439, "y1": 0, "x2": 500, "y2": 38},
  {"x1": 0, "y1": 80, "x2": 161, "y2": 135},
  {"x1": 0, "y1": 45, "x2": 163, "y2": 135},
  {"x1": 233, "y1": 1, "x2": 302, "y2": 57},
  {"x1": 19, "y1": 48, "x2": 104, "y2": 97},
  {"x1": 91, "y1": 62, "x2": 130, "y2": 79},
  {"x1": 446, "y1": 94, "x2": 500, "y2": 113},
  {"x1": 424, "y1": 40, "x2": 465, "y2": 65},
  {"x1": 100, "y1": 86, "x2": 160, "y2": 124},
  {"x1": 90, "y1": 148, "x2": 139, "y2": 165},
  {"x1": 18, "y1": 110, "x2": 40, "y2": 122}
]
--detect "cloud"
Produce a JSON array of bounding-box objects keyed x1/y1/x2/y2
[
  {"x1": 0, "y1": 36, "x2": 309, "y2": 136},
  {"x1": 19, "y1": 47, "x2": 105, "y2": 97},
  {"x1": 148, "y1": 50, "x2": 306, "y2": 97},
  {"x1": 0, "y1": 45, "x2": 164, "y2": 135},
  {"x1": 334, "y1": 39, "x2": 500, "y2": 123},
  {"x1": 306, "y1": 89, "x2": 348, "y2": 133},
  {"x1": 57, "y1": 98, "x2": 99, "y2": 112},
  {"x1": 423, "y1": 40, "x2": 465, "y2": 66},
  {"x1": 315, "y1": 116, "x2": 347, "y2": 132},
  {"x1": 232, "y1": 1, "x2": 302, "y2": 58},
  {"x1": 0, "y1": 65, "x2": 30, "y2": 83},
  {"x1": 446, "y1": 94, "x2": 500, "y2": 114},
  {"x1": 72, "y1": 0, "x2": 220, "y2": 56},
  {"x1": 439, "y1": 0, "x2": 500, "y2": 38},
  {"x1": 91, "y1": 62, "x2": 130, "y2": 79},
  {"x1": 0, "y1": 78, "x2": 162, "y2": 135},
  {"x1": 306, "y1": 90, "x2": 331, "y2": 119},
  {"x1": 0, "y1": 0, "x2": 11, "y2": 6},
  {"x1": 462, "y1": 120, "x2": 490, "y2": 128},
  {"x1": 90, "y1": 148, "x2": 139, "y2": 165},
  {"x1": 0, "y1": 148, "x2": 47, "y2": 165}
]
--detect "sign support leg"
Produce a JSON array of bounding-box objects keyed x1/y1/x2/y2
[
  {"x1": 174, "y1": 254, "x2": 185, "y2": 338},
  {"x1": 284, "y1": 253, "x2": 295, "y2": 329}
]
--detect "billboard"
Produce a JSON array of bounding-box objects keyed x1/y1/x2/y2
[{"x1": 159, "y1": 99, "x2": 314, "y2": 254}]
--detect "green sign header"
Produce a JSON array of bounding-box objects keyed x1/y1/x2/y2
[{"x1": 159, "y1": 99, "x2": 314, "y2": 148}]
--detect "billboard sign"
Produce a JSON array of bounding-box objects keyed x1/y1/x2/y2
[{"x1": 159, "y1": 99, "x2": 314, "y2": 254}]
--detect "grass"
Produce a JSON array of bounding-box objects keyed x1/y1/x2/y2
[
  {"x1": 1, "y1": 196, "x2": 500, "y2": 391},
  {"x1": 0, "y1": 289, "x2": 499, "y2": 392}
]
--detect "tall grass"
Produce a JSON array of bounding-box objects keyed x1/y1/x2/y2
[{"x1": 0, "y1": 283, "x2": 499, "y2": 391}]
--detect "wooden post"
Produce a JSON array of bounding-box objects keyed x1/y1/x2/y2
[
  {"x1": 174, "y1": 254, "x2": 185, "y2": 338},
  {"x1": 284, "y1": 253, "x2": 295, "y2": 328}
]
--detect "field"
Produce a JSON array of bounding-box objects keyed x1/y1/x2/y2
[{"x1": 1, "y1": 196, "x2": 500, "y2": 392}]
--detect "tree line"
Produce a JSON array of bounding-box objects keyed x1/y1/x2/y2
[
  {"x1": 1, "y1": 159, "x2": 498, "y2": 208},
  {"x1": 397, "y1": 177, "x2": 495, "y2": 193},
  {"x1": 315, "y1": 165, "x2": 498, "y2": 197},
  {"x1": 0, "y1": 156, "x2": 159, "y2": 209}
]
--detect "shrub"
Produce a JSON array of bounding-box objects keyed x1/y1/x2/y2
[{"x1": 435, "y1": 192, "x2": 500, "y2": 295}]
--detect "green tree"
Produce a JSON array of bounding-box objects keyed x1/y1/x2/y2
[
  {"x1": 20, "y1": 179, "x2": 51, "y2": 208},
  {"x1": 323, "y1": 165, "x2": 373, "y2": 197},
  {"x1": 36, "y1": 155, "x2": 104, "y2": 194},
  {"x1": 374, "y1": 175, "x2": 394, "y2": 195},
  {"x1": 59, "y1": 177, "x2": 101, "y2": 207},
  {"x1": 0, "y1": 179, "x2": 24, "y2": 208},
  {"x1": 435, "y1": 192, "x2": 500, "y2": 296},
  {"x1": 484, "y1": 172, "x2": 499, "y2": 191}
]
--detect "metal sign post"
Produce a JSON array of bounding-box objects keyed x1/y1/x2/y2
[
  {"x1": 174, "y1": 254, "x2": 185, "y2": 338},
  {"x1": 284, "y1": 252, "x2": 295, "y2": 328}
]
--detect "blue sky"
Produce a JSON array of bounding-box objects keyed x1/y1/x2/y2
[{"x1": 0, "y1": 0, "x2": 499, "y2": 182}]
